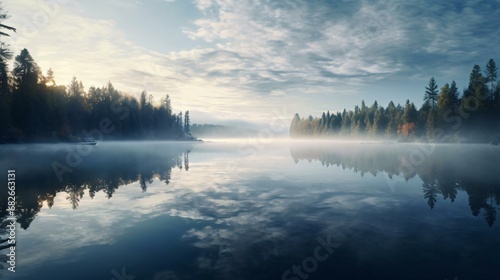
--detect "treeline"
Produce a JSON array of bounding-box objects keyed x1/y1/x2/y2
[
  {"x1": 291, "y1": 60, "x2": 500, "y2": 142},
  {"x1": 0, "y1": 5, "x2": 191, "y2": 143},
  {"x1": 190, "y1": 124, "x2": 258, "y2": 138},
  {"x1": 0, "y1": 48, "x2": 192, "y2": 143}
]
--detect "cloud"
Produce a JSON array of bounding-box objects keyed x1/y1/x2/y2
[
  {"x1": 2, "y1": 0, "x2": 500, "y2": 125},
  {"x1": 183, "y1": 1, "x2": 404, "y2": 87},
  {"x1": 185, "y1": 0, "x2": 500, "y2": 89}
]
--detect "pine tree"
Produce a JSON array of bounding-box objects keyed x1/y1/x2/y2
[
  {"x1": 340, "y1": 110, "x2": 351, "y2": 135},
  {"x1": 290, "y1": 113, "x2": 301, "y2": 137},
  {"x1": 426, "y1": 109, "x2": 437, "y2": 140},
  {"x1": 449, "y1": 80, "x2": 459, "y2": 105},
  {"x1": 66, "y1": 77, "x2": 87, "y2": 134},
  {"x1": 178, "y1": 111, "x2": 183, "y2": 133},
  {"x1": 417, "y1": 101, "x2": 431, "y2": 136},
  {"x1": 67, "y1": 77, "x2": 85, "y2": 99},
  {"x1": 424, "y1": 77, "x2": 439, "y2": 109},
  {"x1": 466, "y1": 64, "x2": 488, "y2": 110},
  {"x1": 318, "y1": 111, "x2": 327, "y2": 135},
  {"x1": 410, "y1": 103, "x2": 418, "y2": 121},
  {"x1": 325, "y1": 111, "x2": 332, "y2": 134},
  {"x1": 164, "y1": 94, "x2": 172, "y2": 115},
  {"x1": 0, "y1": 43, "x2": 12, "y2": 95},
  {"x1": 334, "y1": 112, "x2": 342, "y2": 134},
  {"x1": 11, "y1": 49, "x2": 41, "y2": 137},
  {"x1": 184, "y1": 110, "x2": 190, "y2": 134},
  {"x1": 385, "y1": 101, "x2": 397, "y2": 137},
  {"x1": 485, "y1": 59, "x2": 497, "y2": 98},
  {"x1": 351, "y1": 106, "x2": 360, "y2": 136},
  {"x1": 12, "y1": 48, "x2": 39, "y2": 90},
  {"x1": 364, "y1": 101, "x2": 378, "y2": 134},
  {"x1": 371, "y1": 107, "x2": 385, "y2": 136},
  {"x1": 402, "y1": 100, "x2": 416, "y2": 123},
  {"x1": 437, "y1": 83, "x2": 452, "y2": 116},
  {"x1": 139, "y1": 90, "x2": 155, "y2": 136}
]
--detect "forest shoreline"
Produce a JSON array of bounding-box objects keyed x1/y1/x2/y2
[
  {"x1": 288, "y1": 137, "x2": 500, "y2": 145},
  {"x1": 0, "y1": 133, "x2": 203, "y2": 145},
  {"x1": 290, "y1": 60, "x2": 500, "y2": 143}
]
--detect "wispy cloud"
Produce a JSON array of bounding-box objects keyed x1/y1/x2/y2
[{"x1": 2, "y1": 0, "x2": 500, "y2": 124}]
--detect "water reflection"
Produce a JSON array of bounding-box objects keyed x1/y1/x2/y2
[
  {"x1": 0, "y1": 142, "x2": 191, "y2": 231},
  {"x1": 290, "y1": 143, "x2": 500, "y2": 227},
  {"x1": 1, "y1": 142, "x2": 500, "y2": 279},
  {"x1": 1, "y1": 142, "x2": 499, "y2": 231}
]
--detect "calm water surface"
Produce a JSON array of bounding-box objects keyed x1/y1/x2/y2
[{"x1": 0, "y1": 141, "x2": 499, "y2": 280}]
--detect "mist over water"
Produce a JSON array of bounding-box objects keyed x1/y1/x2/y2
[
  {"x1": 1, "y1": 0, "x2": 499, "y2": 279},
  {"x1": 1, "y1": 140, "x2": 499, "y2": 280}
]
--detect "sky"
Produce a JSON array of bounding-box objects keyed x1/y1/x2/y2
[{"x1": 2, "y1": 0, "x2": 500, "y2": 127}]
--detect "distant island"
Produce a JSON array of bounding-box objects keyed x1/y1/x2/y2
[
  {"x1": 290, "y1": 60, "x2": 500, "y2": 144},
  {"x1": 0, "y1": 49, "x2": 197, "y2": 144}
]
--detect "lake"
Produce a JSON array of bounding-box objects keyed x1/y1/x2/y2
[{"x1": 0, "y1": 140, "x2": 499, "y2": 280}]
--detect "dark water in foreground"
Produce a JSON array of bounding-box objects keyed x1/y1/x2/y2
[{"x1": 0, "y1": 141, "x2": 499, "y2": 280}]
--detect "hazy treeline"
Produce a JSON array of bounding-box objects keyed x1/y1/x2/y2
[
  {"x1": 0, "y1": 6, "x2": 191, "y2": 143},
  {"x1": 291, "y1": 60, "x2": 500, "y2": 143},
  {"x1": 190, "y1": 124, "x2": 258, "y2": 138},
  {"x1": 0, "y1": 49, "x2": 191, "y2": 143}
]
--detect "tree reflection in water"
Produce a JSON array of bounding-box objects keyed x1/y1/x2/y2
[
  {"x1": 0, "y1": 143, "x2": 191, "y2": 231},
  {"x1": 290, "y1": 143, "x2": 500, "y2": 227}
]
